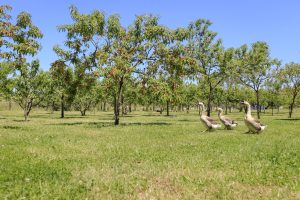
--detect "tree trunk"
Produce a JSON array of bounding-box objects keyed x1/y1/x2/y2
[
  {"x1": 207, "y1": 97, "x2": 211, "y2": 117},
  {"x1": 61, "y1": 94, "x2": 65, "y2": 118},
  {"x1": 206, "y1": 86, "x2": 213, "y2": 117},
  {"x1": 187, "y1": 105, "x2": 190, "y2": 114},
  {"x1": 288, "y1": 94, "x2": 297, "y2": 118},
  {"x1": 166, "y1": 101, "x2": 170, "y2": 116},
  {"x1": 8, "y1": 100, "x2": 12, "y2": 111},
  {"x1": 114, "y1": 78, "x2": 124, "y2": 125},
  {"x1": 225, "y1": 101, "x2": 228, "y2": 115},
  {"x1": 24, "y1": 99, "x2": 32, "y2": 121},
  {"x1": 80, "y1": 110, "x2": 86, "y2": 116},
  {"x1": 255, "y1": 90, "x2": 260, "y2": 119},
  {"x1": 121, "y1": 95, "x2": 125, "y2": 116},
  {"x1": 24, "y1": 107, "x2": 28, "y2": 121},
  {"x1": 271, "y1": 103, "x2": 274, "y2": 116},
  {"x1": 51, "y1": 101, "x2": 55, "y2": 114},
  {"x1": 129, "y1": 103, "x2": 132, "y2": 113}
]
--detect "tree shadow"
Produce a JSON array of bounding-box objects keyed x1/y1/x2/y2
[
  {"x1": 47, "y1": 122, "x2": 85, "y2": 126},
  {"x1": 87, "y1": 121, "x2": 172, "y2": 128},
  {"x1": 275, "y1": 118, "x2": 300, "y2": 121},
  {"x1": 12, "y1": 119, "x2": 26, "y2": 122},
  {"x1": 177, "y1": 119, "x2": 198, "y2": 122},
  {"x1": 63, "y1": 116, "x2": 88, "y2": 119},
  {"x1": 46, "y1": 119, "x2": 172, "y2": 128},
  {"x1": 2, "y1": 125, "x2": 22, "y2": 130},
  {"x1": 120, "y1": 122, "x2": 171, "y2": 126}
]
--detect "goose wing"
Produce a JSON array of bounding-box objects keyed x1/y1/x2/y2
[
  {"x1": 206, "y1": 116, "x2": 219, "y2": 125},
  {"x1": 253, "y1": 118, "x2": 265, "y2": 126},
  {"x1": 222, "y1": 117, "x2": 236, "y2": 125},
  {"x1": 246, "y1": 119, "x2": 264, "y2": 130}
]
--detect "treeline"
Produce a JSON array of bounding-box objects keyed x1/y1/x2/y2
[{"x1": 0, "y1": 5, "x2": 299, "y2": 124}]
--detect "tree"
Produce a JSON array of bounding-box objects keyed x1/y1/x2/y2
[
  {"x1": 187, "y1": 19, "x2": 234, "y2": 116},
  {"x1": 182, "y1": 83, "x2": 200, "y2": 113},
  {"x1": 265, "y1": 66, "x2": 284, "y2": 115},
  {"x1": 99, "y1": 15, "x2": 166, "y2": 124},
  {"x1": 0, "y1": 5, "x2": 15, "y2": 107},
  {"x1": 235, "y1": 42, "x2": 276, "y2": 119},
  {"x1": 13, "y1": 62, "x2": 48, "y2": 120},
  {"x1": 0, "y1": 62, "x2": 14, "y2": 109},
  {"x1": 73, "y1": 76, "x2": 102, "y2": 116},
  {"x1": 2, "y1": 10, "x2": 43, "y2": 120},
  {"x1": 0, "y1": 4, "x2": 14, "y2": 58},
  {"x1": 152, "y1": 27, "x2": 193, "y2": 116},
  {"x1": 50, "y1": 60, "x2": 73, "y2": 118},
  {"x1": 280, "y1": 63, "x2": 300, "y2": 118}
]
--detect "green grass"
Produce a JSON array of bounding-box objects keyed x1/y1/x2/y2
[{"x1": 0, "y1": 108, "x2": 300, "y2": 199}]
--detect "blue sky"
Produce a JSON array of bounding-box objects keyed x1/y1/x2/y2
[{"x1": 2, "y1": 0, "x2": 300, "y2": 69}]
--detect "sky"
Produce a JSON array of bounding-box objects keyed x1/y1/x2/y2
[{"x1": 2, "y1": 0, "x2": 300, "y2": 69}]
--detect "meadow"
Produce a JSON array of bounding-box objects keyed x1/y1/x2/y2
[{"x1": 0, "y1": 107, "x2": 299, "y2": 199}]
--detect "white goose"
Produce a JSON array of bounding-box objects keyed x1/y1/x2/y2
[
  {"x1": 198, "y1": 102, "x2": 221, "y2": 131},
  {"x1": 241, "y1": 101, "x2": 267, "y2": 134},
  {"x1": 216, "y1": 107, "x2": 238, "y2": 130}
]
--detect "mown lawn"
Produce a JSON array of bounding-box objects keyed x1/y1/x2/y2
[{"x1": 0, "y1": 109, "x2": 299, "y2": 199}]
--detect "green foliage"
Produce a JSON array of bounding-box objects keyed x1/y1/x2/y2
[
  {"x1": 280, "y1": 62, "x2": 300, "y2": 117},
  {"x1": 13, "y1": 62, "x2": 48, "y2": 112},
  {"x1": 187, "y1": 19, "x2": 234, "y2": 116},
  {"x1": 0, "y1": 6, "x2": 43, "y2": 120}
]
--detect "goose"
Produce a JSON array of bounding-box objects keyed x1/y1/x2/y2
[
  {"x1": 216, "y1": 107, "x2": 238, "y2": 130},
  {"x1": 198, "y1": 102, "x2": 221, "y2": 131},
  {"x1": 240, "y1": 101, "x2": 267, "y2": 134}
]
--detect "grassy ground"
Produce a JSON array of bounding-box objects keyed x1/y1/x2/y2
[{"x1": 0, "y1": 108, "x2": 299, "y2": 199}]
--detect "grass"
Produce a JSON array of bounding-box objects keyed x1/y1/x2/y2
[{"x1": 0, "y1": 108, "x2": 300, "y2": 199}]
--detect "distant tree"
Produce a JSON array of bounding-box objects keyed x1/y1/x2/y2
[
  {"x1": 13, "y1": 62, "x2": 48, "y2": 120},
  {"x1": 0, "y1": 62, "x2": 14, "y2": 109},
  {"x1": 280, "y1": 63, "x2": 300, "y2": 118},
  {"x1": 182, "y1": 83, "x2": 199, "y2": 113},
  {"x1": 265, "y1": 66, "x2": 284, "y2": 115},
  {"x1": 50, "y1": 60, "x2": 74, "y2": 118},
  {"x1": 235, "y1": 42, "x2": 277, "y2": 119},
  {"x1": 73, "y1": 76, "x2": 102, "y2": 116}
]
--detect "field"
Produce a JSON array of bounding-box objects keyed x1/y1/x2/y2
[{"x1": 0, "y1": 108, "x2": 300, "y2": 199}]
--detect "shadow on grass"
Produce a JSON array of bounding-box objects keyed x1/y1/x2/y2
[
  {"x1": 2, "y1": 125, "x2": 22, "y2": 130},
  {"x1": 177, "y1": 119, "x2": 199, "y2": 122},
  {"x1": 275, "y1": 118, "x2": 300, "y2": 121},
  {"x1": 48, "y1": 121, "x2": 171, "y2": 128},
  {"x1": 12, "y1": 119, "x2": 25, "y2": 122}
]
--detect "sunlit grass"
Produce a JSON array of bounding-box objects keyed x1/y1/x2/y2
[{"x1": 0, "y1": 108, "x2": 299, "y2": 199}]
